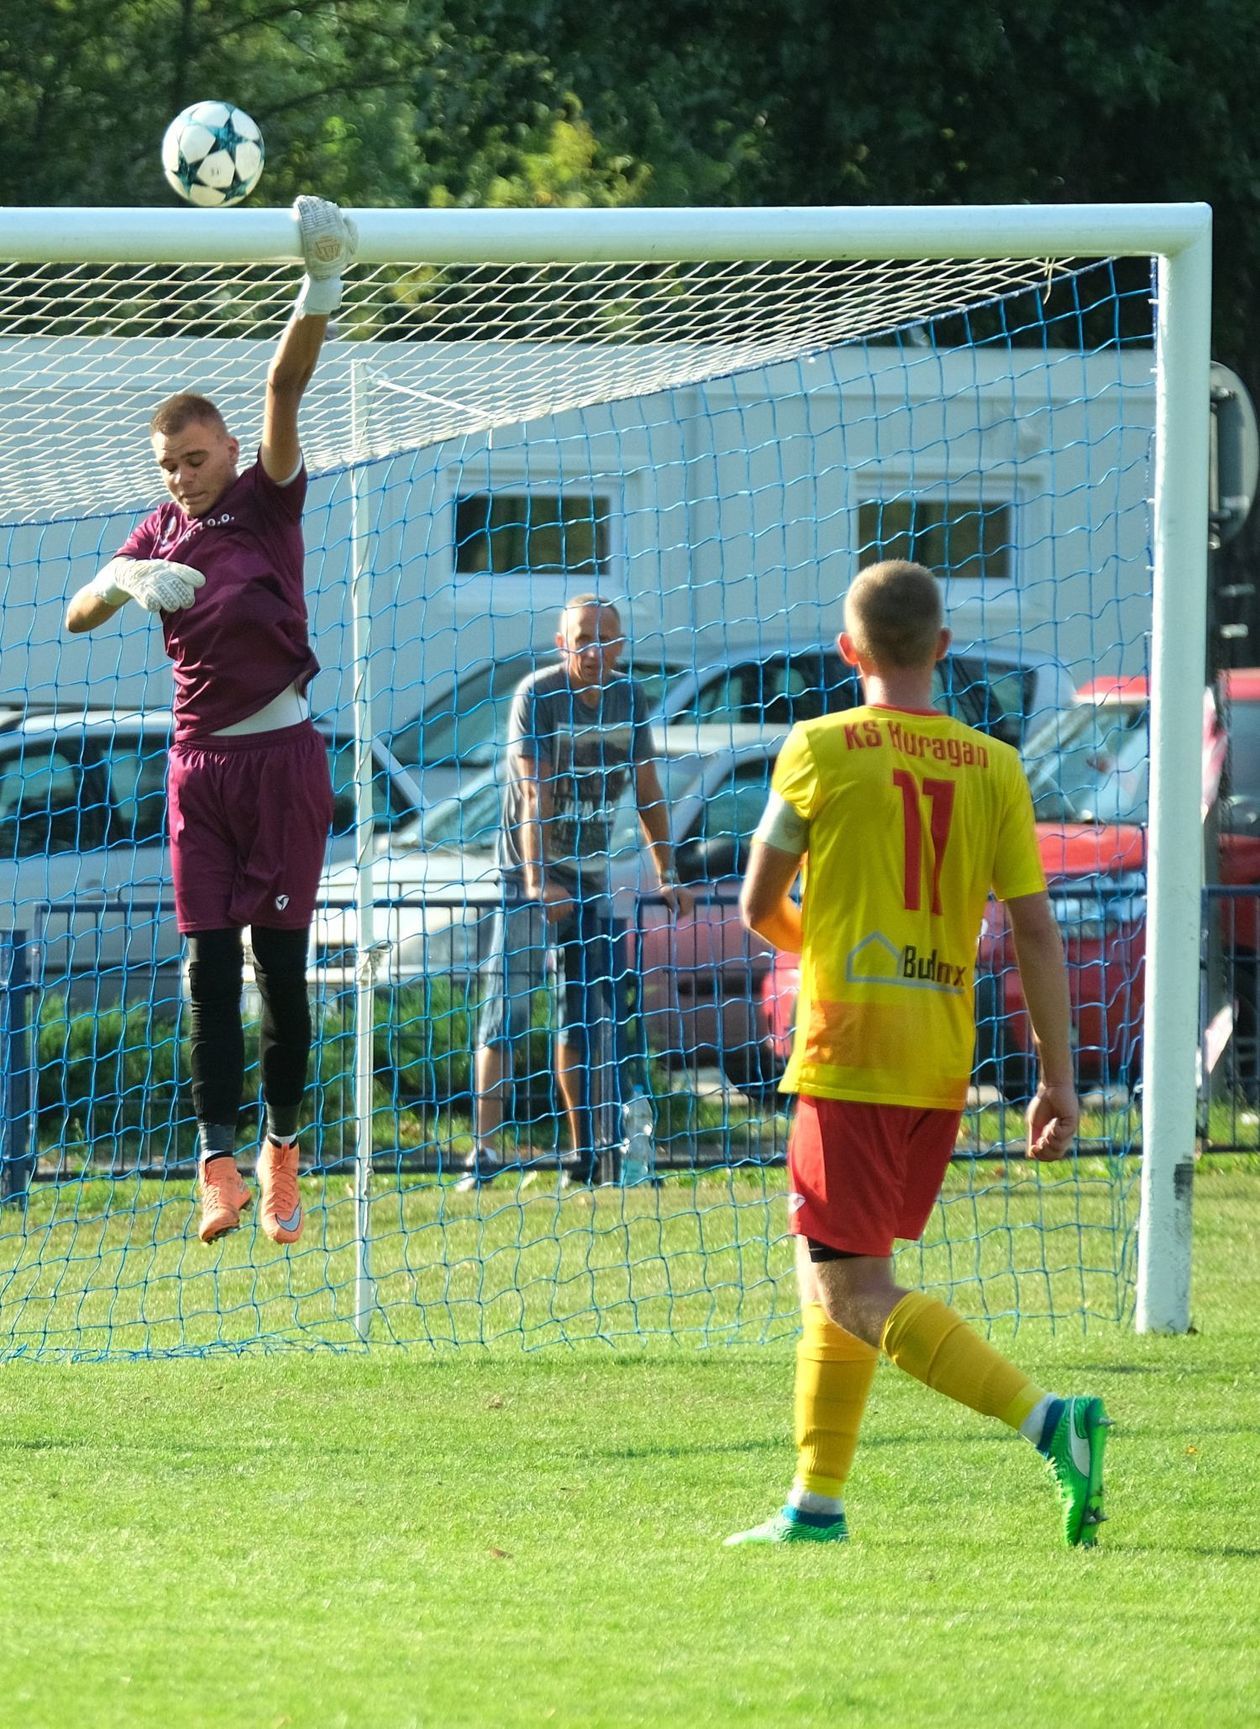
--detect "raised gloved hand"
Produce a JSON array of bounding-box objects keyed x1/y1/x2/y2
[
  {"x1": 293, "y1": 196, "x2": 359, "y2": 318},
  {"x1": 92, "y1": 556, "x2": 205, "y2": 614}
]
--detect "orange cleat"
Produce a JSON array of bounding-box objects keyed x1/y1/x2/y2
[
  {"x1": 257, "y1": 1139, "x2": 304, "y2": 1245},
  {"x1": 198, "y1": 1158, "x2": 252, "y2": 1244}
]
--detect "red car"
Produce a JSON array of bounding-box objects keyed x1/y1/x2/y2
[{"x1": 758, "y1": 672, "x2": 1260, "y2": 1101}]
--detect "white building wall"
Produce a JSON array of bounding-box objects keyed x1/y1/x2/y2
[{"x1": 0, "y1": 341, "x2": 1156, "y2": 735}]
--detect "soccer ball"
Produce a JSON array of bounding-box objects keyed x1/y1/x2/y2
[{"x1": 161, "y1": 102, "x2": 265, "y2": 207}]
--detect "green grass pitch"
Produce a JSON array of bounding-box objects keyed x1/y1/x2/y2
[{"x1": 1, "y1": 1165, "x2": 1257, "y2": 1728}]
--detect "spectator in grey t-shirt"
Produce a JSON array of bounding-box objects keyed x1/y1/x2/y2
[
  {"x1": 458, "y1": 595, "x2": 694, "y2": 1190},
  {"x1": 497, "y1": 648, "x2": 650, "y2": 907}
]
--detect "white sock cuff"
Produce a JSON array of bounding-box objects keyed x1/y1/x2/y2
[
  {"x1": 1019, "y1": 1393, "x2": 1058, "y2": 1444},
  {"x1": 788, "y1": 1483, "x2": 845, "y2": 1518}
]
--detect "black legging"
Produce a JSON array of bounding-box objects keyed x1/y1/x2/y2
[{"x1": 186, "y1": 926, "x2": 312, "y2": 1128}]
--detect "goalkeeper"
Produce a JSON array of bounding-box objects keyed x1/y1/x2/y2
[
  {"x1": 727, "y1": 559, "x2": 1110, "y2": 1551},
  {"x1": 65, "y1": 197, "x2": 356, "y2": 1250}
]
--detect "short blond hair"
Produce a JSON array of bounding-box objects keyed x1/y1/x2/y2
[{"x1": 844, "y1": 560, "x2": 943, "y2": 669}]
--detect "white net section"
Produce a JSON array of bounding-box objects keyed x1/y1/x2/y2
[{"x1": 0, "y1": 254, "x2": 1068, "y2": 523}]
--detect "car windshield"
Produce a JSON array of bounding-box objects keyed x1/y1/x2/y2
[
  {"x1": 417, "y1": 749, "x2": 708, "y2": 855},
  {"x1": 660, "y1": 649, "x2": 1038, "y2": 745},
  {"x1": 1024, "y1": 700, "x2": 1150, "y2": 825},
  {"x1": 388, "y1": 656, "x2": 538, "y2": 768},
  {"x1": 390, "y1": 657, "x2": 685, "y2": 769},
  {"x1": 325, "y1": 738, "x2": 413, "y2": 834}
]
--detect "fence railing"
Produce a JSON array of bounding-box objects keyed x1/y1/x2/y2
[
  {"x1": 0, "y1": 882, "x2": 788, "y2": 1194},
  {"x1": 4, "y1": 881, "x2": 1259, "y2": 1199}
]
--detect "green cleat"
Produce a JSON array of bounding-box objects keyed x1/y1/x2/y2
[
  {"x1": 1042, "y1": 1395, "x2": 1112, "y2": 1547},
  {"x1": 724, "y1": 1508, "x2": 849, "y2": 1547}
]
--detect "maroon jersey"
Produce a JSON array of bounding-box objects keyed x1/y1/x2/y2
[{"x1": 118, "y1": 457, "x2": 320, "y2": 741}]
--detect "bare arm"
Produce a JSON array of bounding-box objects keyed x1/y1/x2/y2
[
  {"x1": 1006, "y1": 889, "x2": 1080, "y2": 1159},
  {"x1": 635, "y1": 758, "x2": 693, "y2": 916},
  {"x1": 518, "y1": 755, "x2": 554, "y2": 893},
  {"x1": 259, "y1": 196, "x2": 358, "y2": 483},
  {"x1": 518, "y1": 753, "x2": 574, "y2": 928},
  {"x1": 66, "y1": 588, "x2": 124, "y2": 634},
  {"x1": 740, "y1": 837, "x2": 804, "y2": 953},
  {"x1": 260, "y1": 313, "x2": 329, "y2": 484}
]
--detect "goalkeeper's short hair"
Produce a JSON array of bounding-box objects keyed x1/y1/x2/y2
[{"x1": 149, "y1": 392, "x2": 228, "y2": 439}]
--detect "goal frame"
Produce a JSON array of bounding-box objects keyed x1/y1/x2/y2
[{"x1": 0, "y1": 201, "x2": 1212, "y2": 1335}]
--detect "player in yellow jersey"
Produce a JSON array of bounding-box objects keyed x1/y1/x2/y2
[{"x1": 725, "y1": 560, "x2": 1110, "y2": 1550}]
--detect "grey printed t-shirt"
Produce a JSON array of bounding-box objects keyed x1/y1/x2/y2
[{"x1": 498, "y1": 666, "x2": 656, "y2": 902}]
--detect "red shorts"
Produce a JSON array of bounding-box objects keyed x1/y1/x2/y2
[
  {"x1": 787, "y1": 1094, "x2": 961, "y2": 1258},
  {"x1": 167, "y1": 721, "x2": 334, "y2": 933}
]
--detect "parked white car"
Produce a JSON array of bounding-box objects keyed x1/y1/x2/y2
[
  {"x1": 312, "y1": 727, "x2": 788, "y2": 1087},
  {"x1": 0, "y1": 709, "x2": 426, "y2": 988}
]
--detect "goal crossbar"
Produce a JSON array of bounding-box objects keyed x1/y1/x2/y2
[{"x1": 0, "y1": 201, "x2": 1211, "y2": 266}]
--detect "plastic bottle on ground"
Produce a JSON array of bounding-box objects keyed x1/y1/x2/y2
[{"x1": 620, "y1": 1093, "x2": 655, "y2": 1186}]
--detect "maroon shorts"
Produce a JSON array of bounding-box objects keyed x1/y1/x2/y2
[
  {"x1": 787, "y1": 1094, "x2": 962, "y2": 1258},
  {"x1": 167, "y1": 721, "x2": 334, "y2": 934}
]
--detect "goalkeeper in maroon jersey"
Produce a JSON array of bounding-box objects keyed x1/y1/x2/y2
[
  {"x1": 726, "y1": 560, "x2": 1110, "y2": 1550},
  {"x1": 65, "y1": 196, "x2": 356, "y2": 1250}
]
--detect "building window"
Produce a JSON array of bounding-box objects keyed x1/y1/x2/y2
[
  {"x1": 858, "y1": 496, "x2": 1012, "y2": 581},
  {"x1": 454, "y1": 492, "x2": 610, "y2": 578}
]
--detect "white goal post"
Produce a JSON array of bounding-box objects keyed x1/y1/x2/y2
[{"x1": 0, "y1": 201, "x2": 1211, "y2": 1338}]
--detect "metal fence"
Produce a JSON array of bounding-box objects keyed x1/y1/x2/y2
[{"x1": 4, "y1": 882, "x2": 1259, "y2": 1201}]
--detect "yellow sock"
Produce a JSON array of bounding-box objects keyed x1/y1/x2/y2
[
  {"x1": 794, "y1": 1302, "x2": 879, "y2": 1497},
  {"x1": 880, "y1": 1291, "x2": 1047, "y2": 1431}
]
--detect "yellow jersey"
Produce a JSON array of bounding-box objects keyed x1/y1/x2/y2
[{"x1": 768, "y1": 704, "x2": 1046, "y2": 1109}]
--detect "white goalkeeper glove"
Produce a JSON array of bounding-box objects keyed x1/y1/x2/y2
[
  {"x1": 293, "y1": 196, "x2": 358, "y2": 319},
  {"x1": 91, "y1": 556, "x2": 205, "y2": 614}
]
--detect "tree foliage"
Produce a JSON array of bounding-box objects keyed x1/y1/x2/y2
[
  {"x1": 5, "y1": 3, "x2": 1257, "y2": 360},
  {"x1": 5, "y1": 1, "x2": 1257, "y2": 631},
  {"x1": 0, "y1": 0, "x2": 645, "y2": 210}
]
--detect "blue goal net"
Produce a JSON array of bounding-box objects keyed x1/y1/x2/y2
[{"x1": 0, "y1": 227, "x2": 1166, "y2": 1358}]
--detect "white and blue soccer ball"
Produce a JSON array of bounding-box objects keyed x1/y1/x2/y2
[{"x1": 161, "y1": 102, "x2": 265, "y2": 207}]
